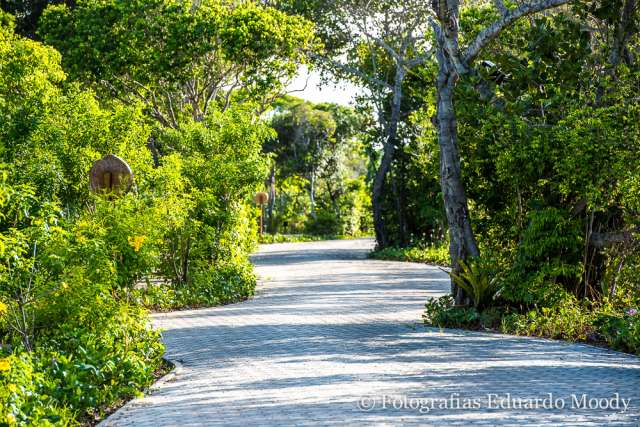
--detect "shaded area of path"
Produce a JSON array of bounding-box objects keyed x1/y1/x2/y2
[{"x1": 102, "y1": 239, "x2": 640, "y2": 426}]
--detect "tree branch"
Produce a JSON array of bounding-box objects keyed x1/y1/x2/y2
[
  {"x1": 493, "y1": 0, "x2": 509, "y2": 16},
  {"x1": 464, "y1": 0, "x2": 573, "y2": 64},
  {"x1": 590, "y1": 229, "x2": 639, "y2": 248}
]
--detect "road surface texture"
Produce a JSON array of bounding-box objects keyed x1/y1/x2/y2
[{"x1": 102, "y1": 239, "x2": 640, "y2": 426}]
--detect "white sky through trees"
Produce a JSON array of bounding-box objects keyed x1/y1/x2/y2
[{"x1": 286, "y1": 66, "x2": 360, "y2": 106}]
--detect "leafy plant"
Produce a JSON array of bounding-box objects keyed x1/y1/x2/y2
[
  {"x1": 423, "y1": 295, "x2": 480, "y2": 329},
  {"x1": 449, "y1": 258, "x2": 499, "y2": 309}
]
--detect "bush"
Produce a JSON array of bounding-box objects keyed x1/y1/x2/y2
[
  {"x1": 500, "y1": 207, "x2": 583, "y2": 307},
  {"x1": 594, "y1": 310, "x2": 640, "y2": 354},
  {"x1": 43, "y1": 305, "x2": 163, "y2": 419},
  {"x1": 0, "y1": 353, "x2": 74, "y2": 426},
  {"x1": 423, "y1": 296, "x2": 480, "y2": 329},
  {"x1": 0, "y1": 302, "x2": 163, "y2": 424},
  {"x1": 304, "y1": 210, "x2": 341, "y2": 236},
  {"x1": 139, "y1": 261, "x2": 257, "y2": 310},
  {"x1": 259, "y1": 233, "x2": 335, "y2": 244},
  {"x1": 0, "y1": 13, "x2": 296, "y2": 426},
  {"x1": 500, "y1": 298, "x2": 596, "y2": 342},
  {"x1": 370, "y1": 242, "x2": 450, "y2": 266},
  {"x1": 449, "y1": 258, "x2": 500, "y2": 309}
]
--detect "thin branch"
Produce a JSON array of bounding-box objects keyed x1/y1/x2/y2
[
  {"x1": 165, "y1": 90, "x2": 179, "y2": 128},
  {"x1": 405, "y1": 49, "x2": 435, "y2": 68},
  {"x1": 313, "y1": 54, "x2": 392, "y2": 90},
  {"x1": 285, "y1": 74, "x2": 310, "y2": 95}
]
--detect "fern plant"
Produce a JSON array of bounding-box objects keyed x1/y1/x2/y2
[{"x1": 449, "y1": 258, "x2": 500, "y2": 309}]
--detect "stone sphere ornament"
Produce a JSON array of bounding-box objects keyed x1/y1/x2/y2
[{"x1": 89, "y1": 154, "x2": 134, "y2": 197}]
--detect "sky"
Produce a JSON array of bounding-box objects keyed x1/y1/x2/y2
[{"x1": 285, "y1": 66, "x2": 361, "y2": 106}]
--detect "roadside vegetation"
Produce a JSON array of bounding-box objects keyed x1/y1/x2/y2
[
  {"x1": 0, "y1": 2, "x2": 317, "y2": 424},
  {"x1": 369, "y1": 242, "x2": 450, "y2": 267}
]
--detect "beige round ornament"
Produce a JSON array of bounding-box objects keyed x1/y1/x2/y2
[
  {"x1": 89, "y1": 154, "x2": 134, "y2": 196},
  {"x1": 254, "y1": 191, "x2": 269, "y2": 205}
]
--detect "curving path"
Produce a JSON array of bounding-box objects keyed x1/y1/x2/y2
[{"x1": 102, "y1": 239, "x2": 640, "y2": 426}]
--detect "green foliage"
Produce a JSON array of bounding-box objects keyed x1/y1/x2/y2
[
  {"x1": 334, "y1": 177, "x2": 373, "y2": 236},
  {"x1": 42, "y1": 304, "x2": 164, "y2": 412},
  {"x1": 450, "y1": 258, "x2": 500, "y2": 310},
  {"x1": 501, "y1": 298, "x2": 640, "y2": 355},
  {"x1": 1, "y1": 25, "x2": 270, "y2": 424},
  {"x1": 154, "y1": 110, "x2": 268, "y2": 293},
  {"x1": 500, "y1": 207, "x2": 583, "y2": 307},
  {"x1": 423, "y1": 296, "x2": 481, "y2": 329},
  {"x1": 39, "y1": 0, "x2": 317, "y2": 124},
  {"x1": 501, "y1": 298, "x2": 597, "y2": 342},
  {"x1": 0, "y1": 9, "x2": 15, "y2": 33},
  {"x1": 265, "y1": 97, "x2": 371, "y2": 237},
  {"x1": 0, "y1": 303, "x2": 163, "y2": 424},
  {"x1": 0, "y1": 353, "x2": 75, "y2": 426},
  {"x1": 0, "y1": 25, "x2": 152, "y2": 212},
  {"x1": 370, "y1": 241, "x2": 449, "y2": 266},
  {"x1": 414, "y1": 7, "x2": 640, "y2": 355},
  {"x1": 0, "y1": 178, "x2": 165, "y2": 423},
  {"x1": 595, "y1": 311, "x2": 640, "y2": 354},
  {"x1": 259, "y1": 233, "x2": 350, "y2": 244},
  {"x1": 426, "y1": 295, "x2": 640, "y2": 355}
]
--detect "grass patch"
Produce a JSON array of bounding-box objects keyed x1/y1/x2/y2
[{"x1": 259, "y1": 233, "x2": 371, "y2": 244}]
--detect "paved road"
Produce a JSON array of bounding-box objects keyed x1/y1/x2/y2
[{"x1": 102, "y1": 239, "x2": 640, "y2": 426}]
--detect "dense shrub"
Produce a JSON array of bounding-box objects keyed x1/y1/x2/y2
[
  {"x1": 500, "y1": 207, "x2": 583, "y2": 307},
  {"x1": 595, "y1": 311, "x2": 640, "y2": 354},
  {"x1": 0, "y1": 20, "x2": 270, "y2": 424},
  {"x1": 500, "y1": 299, "x2": 597, "y2": 342},
  {"x1": 265, "y1": 97, "x2": 372, "y2": 238},
  {"x1": 423, "y1": 295, "x2": 504, "y2": 330},
  {"x1": 0, "y1": 352, "x2": 74, "y2": 426},
  {"x1": 370, "y1": 241, "x2": 450, "y2": 266}
]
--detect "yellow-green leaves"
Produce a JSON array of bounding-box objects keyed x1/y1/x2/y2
[{"x1": 39, "y1": 0, "x2": 318, "y2": 126}]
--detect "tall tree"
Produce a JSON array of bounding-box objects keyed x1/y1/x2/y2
[
  {"x1": 287, "y1": 0, "x2": 433, "y2": 248},
  {"x1": 429, "y1": 0, "x2": 572, "y2": 303},
  {"x1": 278, "y1": 0, "x2": 577, "y2": 301}
]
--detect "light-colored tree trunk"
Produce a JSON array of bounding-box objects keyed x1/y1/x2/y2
[
  {"x1": 435, "y1": 61, "x2": 480, "y2": 303},
  {"x1": 372, "y1": 68, "x2": 405, "y2": 248},
  {"x1": 431, "y1": 0, "x2": 572, "y2": 303},
  {"x1": 372, "y1": 142, "x2": 394, "y2": 247}
]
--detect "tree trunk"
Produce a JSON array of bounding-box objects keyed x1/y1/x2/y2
[
  {"x1": 372, "y1": 143, "x2": 393, "y2": 248},
  {"x1": 266, "y1": 164, "x2": 276, "y2": 233},
  {"x1": 326, "y1": 179, "x2": 340, "y2": 219},
  {"x1": 430, "y1": 0, "x2": 574, "y2": 304},
  {"x1": 397, "y1": 149, "x2": 409, "y2": 246},
  {"x1": 181, "y1": 236, "x2": 191, "y2": 285},
  {"x1": 372, "y1": 68, "x2": 405, "y2": 249},
  {"x1": 147, "y1": 135, "x2": 160, "y2": 168},
  {"x1": 610, "y1": 0, "x2": 636, "y2": 71},
  {"x1": 391, "y1": 166, "x2": 408, "y2": 246},
  {"x1": 435, "y1": 59, "x2": 480, "y2": 305},
  {"x1": 309, "y1": 169, "x2": 317, "y2": 221}
]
